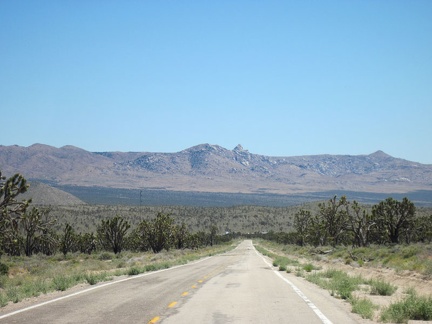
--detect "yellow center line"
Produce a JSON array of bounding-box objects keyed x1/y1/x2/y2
[
  {"x1": 168, "y1": 301, "x2": 177, "y2": 308},
  {"x1": 148, "y1": 316, "x2": 160, "y2": 324},
  {"x1": 181, "y1": 291, "x2": 189, "y2": 297},
  {"x1": 197, "y1": 280, "x2": 203, "y2": 283},
  {"x1": 192, "y1": 285, "x2": 197, "y2": 289}
]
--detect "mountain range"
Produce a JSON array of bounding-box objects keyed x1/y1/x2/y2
[{"x1": 1, "y1": 143, "x2": 431, "y2": 197}]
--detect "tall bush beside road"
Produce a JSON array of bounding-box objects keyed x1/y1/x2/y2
[
  {"x1": 318, "y1": 196, "x2": 350, "y2": 246},
  {"x1": 373, "y1": 197, "x2": 416, "y2": 244},
  {"x1": 138, "y1": 212, "x2": 175, "y2": 253},
  {"x1": 0, "y1": 172, "x2": 30, "y2": 256},
  {"x1": 347, "y1": 201, "x2": 376, "y2": 247},
  {"x1": 97, "y1": 215, "x2": 131, "y2": 254},
  {"x1": 290, "y1": 196, "x2": 428, "y2": 247},
  {"x1": 0, "y1": 171, "x2": 58, "y2": 256}
]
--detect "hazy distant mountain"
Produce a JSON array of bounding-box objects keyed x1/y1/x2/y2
[{"x1": 1, "y1": 143, "x2": 431, "y2": 195}]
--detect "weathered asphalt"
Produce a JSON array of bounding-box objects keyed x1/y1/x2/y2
[{"x1": 0, "y1": 241, "x2": 364, "y2": 324}]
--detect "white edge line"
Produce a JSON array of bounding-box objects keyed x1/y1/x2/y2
[
  {"x1": 254, "y1": 247, "x2": 333, "y2": 324},
  {"x1": 0, "y1": 256, "x2": 211, "y2": 320}
]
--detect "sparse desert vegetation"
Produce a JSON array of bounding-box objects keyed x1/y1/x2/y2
[
  {"x1": 0, "y1": 243, "x2": 236, "y2": 307},
  {"x1": 1, "y1": 170, "x2": 432, "y2": 323},
  {"x1": 0, "y1": 171, "x2": 238, "y2": 307},
  {"x1": 255, "y1": 240, "x2": 432, "y2": 323}
]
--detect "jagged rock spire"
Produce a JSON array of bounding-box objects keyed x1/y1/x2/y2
[{"x1": 233, "y1": 144, "x2": 244, "y2": 151}]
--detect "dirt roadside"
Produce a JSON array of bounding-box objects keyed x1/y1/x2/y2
[
  {"x1": 258, "y1": 243, "x2": 432, "y2": 322},
  {"x1": 295, "y1": 254, "x2": 432, "y2": 322},
  {"x1": 313, "y1": 256, "x2": 432, "y2": 298}
]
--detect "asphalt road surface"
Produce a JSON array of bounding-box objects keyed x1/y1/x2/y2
[{"x1": 0, "y1": 240, "x2": 363, "y2": 324}]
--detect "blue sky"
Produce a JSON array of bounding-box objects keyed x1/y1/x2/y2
[{"x1": 1, "y1": 1, "x2": 431, "y2": 164}]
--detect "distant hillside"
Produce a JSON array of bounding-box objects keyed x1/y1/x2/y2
[
  {"x1": 21, "y1": 182, "x2": 86, "y2": 206},
  {"x1": 1, "y1": 143, "x2": 431, "y2": 196}
]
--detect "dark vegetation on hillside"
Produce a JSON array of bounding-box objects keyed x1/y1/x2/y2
[
  {"x1": 48, "y1": 205, "x2": 297, "y2": 234},
  {"x1": 1, "y1": 171, "x2": 431, "y2": 262},
  {"x1": 55, "y1": 184, "x2": 432, "y2": 207}
]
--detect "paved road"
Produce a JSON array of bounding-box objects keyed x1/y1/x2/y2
[{"x1": 0, "y1": 241, "x2": 363, "y2": 323}]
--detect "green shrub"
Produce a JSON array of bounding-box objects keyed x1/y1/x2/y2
[
  {"x1": 32, "y1": 279, "x2": 49, "y2": 295},
  {"x1": 334, "y1": 277, "x2": 356, "y2": 300},
  {"x1": 381, "y1": 293, "x2": 432, "y2": 323},
  {"x1": 306, "y1": 273, "x2": 327, "y2": 288},
  {"x1": 128, "y1": 267, "x2": 141, "y2": 276},
  {"x1": 295, "y1": 268, "x2": 304, "y2": 277},
  {"x1": 322, "y1": 269, "x2": 343, "y2": 279},
  {"x1": 117, "y1": 261, "x2": 126, "y2": 268},
  {"x1": 0, "y1": 275, "x2": 7, "y2": 289},
  {"x1": 160, "y1": 262, "x2": 170, "y2": 269},
  {"x1": 401, "y1": 245, "x2": 420, "y2": 259},
  {"x1": 6, "y1": 286, "x2": 22, "y2": 303},
  {"x1": 404, "y1": 287, "x2": 417, "y2": 296},
  {"x1": 279, "y1": 265, "x2": 286, "y2": 271},
  {"x1": 21, "y1": 280, "x2": 43, "y2": 298},
  {"x1": 144, "y1": 264, "x2": 157, "y2": 272},
  {"x1": 310, "y1": 269, "x2": 360, "y2": 300},
  {"x1": 85, "y1": 273, "x2": 102, "y2": 285},
  {"x1": 0, "y1": 292, "x2": 8, "y2": 307},
  {"x1": 351, "y1": 297, "x2": 376, "y2": 319},
  {"x1": 303, "y1": 263, "x2": 319, "y2": 272},
  {"x1": 369, "y1": 279, "x2": 397, "y2": 296},
  {"x1": 98, "y1": 252, "x2": 113, "y2": 261},
  {"x1": 0, "y1": 262, "x2": 9, "y2": 276},
  {"x1": 52, "y1": 275, "x2": 75, "y2": 291},
  {"x1": 423, "y1": 260, "x2": 432, "y2": 277}
]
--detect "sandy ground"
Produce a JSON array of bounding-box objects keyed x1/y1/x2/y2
[{"x1": 285, "y1": 253, "x2": 432, "y2": 322}]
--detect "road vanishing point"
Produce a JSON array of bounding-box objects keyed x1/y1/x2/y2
[{"x1": 0, "y1": 241, "x2": 364, "y2": 323}]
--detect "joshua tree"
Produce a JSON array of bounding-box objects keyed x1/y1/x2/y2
[
  {"x1": 373, "y1": 197, "x2": 415, "y2": 244},
  {"x1": 97, "y1": 216, "x2": 131, "y2": 254}
]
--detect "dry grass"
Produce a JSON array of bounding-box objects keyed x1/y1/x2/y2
[
  {"x1": 0, "y1": 242, "x2": 237, "y2": 308},
  {"x1": 254, "y1": 240, "x2": 432, "y2": 323}
]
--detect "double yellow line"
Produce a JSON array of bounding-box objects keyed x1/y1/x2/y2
[
  {"x1": 147, "y1": 276, "x2": 208, "y2": 324},
  {"x1": 147, "y1": 263, "x2": 229, "y2": 323}
]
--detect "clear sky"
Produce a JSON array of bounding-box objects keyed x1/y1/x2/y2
[{"x1": 1, "y1": 1, "x2": 431, "y2": 164}]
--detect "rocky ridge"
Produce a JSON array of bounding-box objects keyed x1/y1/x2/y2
[{"x1": 0, "y1": 143, "x2": 431, "y2": 194}]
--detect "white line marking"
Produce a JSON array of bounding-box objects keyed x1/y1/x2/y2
[
  {"x1": 0, "y1": 256, "x2": 211, "y2": 320},
  {"x1": 254, "y1": 246, "x2": 333, "y2": 324}
]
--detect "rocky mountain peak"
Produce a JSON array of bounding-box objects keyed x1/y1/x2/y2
[
  {"x1": 369, "y1": 150, "x2": 392, "y2": 159},
  {"x1": 182, "y1": 143, "x2": 224, "y2": 153},
  {"x1": 1, "y1": 143, "x2": 431, "y2": 195},
  {"x1": 234, "y1": 144, "x2": 244, "y2": 151}
]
